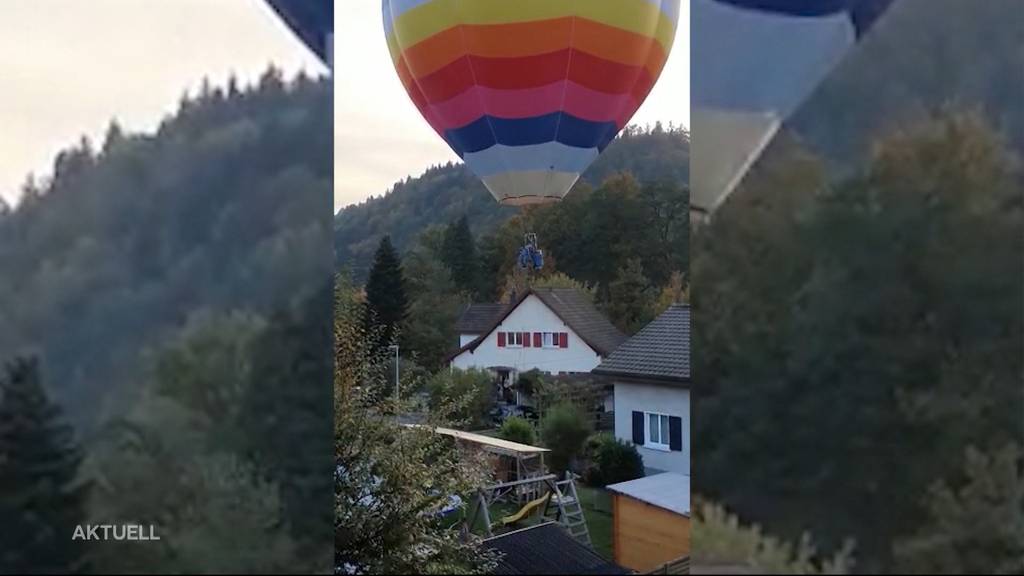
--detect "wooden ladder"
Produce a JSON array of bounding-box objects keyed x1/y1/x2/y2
[{"x1": 545, "y1": 473, "x2": 591, "y2": 547}]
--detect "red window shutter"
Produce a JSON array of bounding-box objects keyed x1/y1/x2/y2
[
  {"x1": 523, "y1": 332, "x2": 531, "y2": 347},
  {"x1": 559, "y1": 333, "x2": 568, "y2": 348},
  {"x1": 534, "y1": 332, "x2": 542, "y2": 348},
  {"x1": 498, "y1": 332, "x2": 506, "y2": 347}
]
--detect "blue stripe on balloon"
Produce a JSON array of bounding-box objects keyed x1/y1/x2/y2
[
  {"x1": 713, "y1": 0, "x2": 893, "y2": 36},
  {"x1": 266, "y1": 0, "x2": 333, "y2": 62},
  {"x1": 463, "y1": 142, "x2": 600, "y2": 177},
  {"x1": 712, "y1": 0, "x2": 851, "y2": 17},
  {"x1": 444, "y1": 113, "x2": 619, "y2": 157}
]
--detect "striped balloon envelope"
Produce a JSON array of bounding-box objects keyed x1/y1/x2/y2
[
  {"x1": 691, "y1": 0, "x2": 895, "y2": 215},
  {"x1": 265, "y1": 0, "x2": 334, "y2": 67},
  {"x1": 383, "y1": 0, "x2": 682, "y2": 206}
]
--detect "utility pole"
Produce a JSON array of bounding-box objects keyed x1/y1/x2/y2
[{"x1": 389, "y1": 344, "x2": 400, "y2": 414}]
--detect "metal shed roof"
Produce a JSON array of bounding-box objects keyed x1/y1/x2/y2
[{"x1": 607, "y1": 472, "x2": 690, "y2": 517}]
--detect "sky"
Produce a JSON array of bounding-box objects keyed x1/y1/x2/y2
[
  {"x1": 336, "y1": 2, "x2": 690, "y2": 211},
  {"x1": 0, "y1": 1, "x2": 690, "y2": 213},
  {"x1": 0, "y1": 0, "x2": 324, "y2": 206}
]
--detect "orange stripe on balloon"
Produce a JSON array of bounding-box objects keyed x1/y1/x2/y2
[{"x1": 395, "y1": 17, "x2": 667, "y2": 82}]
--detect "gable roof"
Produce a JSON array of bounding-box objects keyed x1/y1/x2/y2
[
  {"x1": 592, "y1": 304, "x2": 690, "y2": 386},
  {"x1": 533, "y1": 288, "x2": 627, "y2": 356},
  {"x1": 450, "y1": 288, "x2": 627, "y2": 360},
  {"x1": 484, "y1": 523, "x2": 630, "y2": 575},
  {"x1": 455, "y1": 303, "x2": 508, "y2": 334}
]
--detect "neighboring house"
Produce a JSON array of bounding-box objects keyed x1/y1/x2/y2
[
  {"x1": 593, "y1": 304, "x2": 690, "y2": 476},
  {"x1": 483, "y1": 522, "x2": 630, "y2": 575},
  {"x1": 450, "y1": 288, "x2": 626, "y2": 388},
  {"x1": 607, "y1": 472, "x2": 690, "y2": 573}
]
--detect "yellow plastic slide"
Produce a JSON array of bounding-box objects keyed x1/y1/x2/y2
[{"x1": 500, "y1": 492, "x2": 551, "y2": 526}]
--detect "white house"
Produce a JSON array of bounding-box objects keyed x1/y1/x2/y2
[
  {"x1": 449, "y1": 288, "x2": 626, "y2": 387},
  {"x1": 593, "y1": 304, "x2": 689, "y2": 476}
]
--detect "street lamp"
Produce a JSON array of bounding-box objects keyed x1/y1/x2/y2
[{"x1": 388, "y1": 344, "x2": 399, "y2": 413}]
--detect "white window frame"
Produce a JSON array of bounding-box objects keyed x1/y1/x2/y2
[
  {"x1": 645, "y1": 411, "x2": 671, "y2": 451},
  {"x1": 506, "y1": 331, "x2": 524, "y2": 348},
  {"x1": 541, "y1": 332, "x2": 558, "y2": 348}
]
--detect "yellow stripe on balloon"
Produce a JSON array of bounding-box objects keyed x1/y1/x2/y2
[{"x1": 385, "y1": 0, "x2": 677, "y2": 58}]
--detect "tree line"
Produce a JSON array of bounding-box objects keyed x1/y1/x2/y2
[
  {"x1": 0, "y1": 69, "x2": 333, "y2": 572},
  {"x1": 334, "y1": 124, "x2": 690, "y2": 281},
  {"x1": 355, "y1": 159, "x2": 689, "y2": 372}
]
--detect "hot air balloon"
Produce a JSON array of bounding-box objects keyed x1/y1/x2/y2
[
  {"x1": 382, "y1": 0, "x2": 682, "y2": 208},
  {"x1": 265, "y1": 0, "x2": 334, "y2": 67},
  {"x1": 691, "y1": 0, "x2": 896, "y2": 216}
]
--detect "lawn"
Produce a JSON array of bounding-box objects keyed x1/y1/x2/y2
[{"x1": 576, "y1": 484, "x2": 614, "y2": 560}]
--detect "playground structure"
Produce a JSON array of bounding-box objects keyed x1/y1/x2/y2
[
  {"x1": 426, "y1": 426, "x2": 550, "y2": 502},
  {"x1": 406, "y1": 425, "x2": 592, "y2": 546},
  {"x1": 466, "y1": 472, "x2": 592, "y2": 547}
]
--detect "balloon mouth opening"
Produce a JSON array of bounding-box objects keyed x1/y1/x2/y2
[{"x1": 500, "y1": 195, "x2": 563, "y2": 207}]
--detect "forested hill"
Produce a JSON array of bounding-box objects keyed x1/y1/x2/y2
[
  {"x1": 791, "y1": 0, "x2": 1024, "y2": 168},
  {"x1": 334, "y1": 125, "x2": 689, "y2": 277},
  {"x1": 0, "y1": 69, "x2": 332, "y2": 427}
]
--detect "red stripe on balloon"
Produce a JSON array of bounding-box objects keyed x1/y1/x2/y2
[
  {"x1": 421, "y1": 81, "x2": 643, "y2": 132},
  {"x1": 413, "y1": 49, "x2": 654, "y2": 105}
]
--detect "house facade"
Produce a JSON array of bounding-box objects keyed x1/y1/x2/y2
[
  {"x1": 450, "y1": 288, "x2": 626, "y2": 385},
  {"x1": 593, "y1": 304, "x2": 690, "y2": 476}
]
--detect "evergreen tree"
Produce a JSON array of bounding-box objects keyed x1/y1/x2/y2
[
  {"x1": 364, "y1": 236, "x2": 409, "y2": 352},
  {"x1": 0, "y1": 357, "x2": 87, "y2": 574},
  {"x1": 442, "y1": 215, "x2": 481, "y2": 297},
  {"x1": 403, "y1": 228, "x2": 468, "y2": 371}
]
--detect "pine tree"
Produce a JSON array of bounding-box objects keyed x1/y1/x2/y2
[
  {"x1": 364, "y1": 236, "x2": 409, "y2": 352},
  {"x1": 0, "y1": 357, "x2": 88, "y2": 574},
  {"x1": 441, "y1": 215, "x2": 481, "y2": 297}
]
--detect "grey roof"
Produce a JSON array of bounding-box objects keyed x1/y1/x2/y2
[
  {"x1": 484, "y1": 523, "x2": 630, "y2": 575},
  {"x1": 593, "y1": 304, "x2": 690, "y2": 386},
  {"x1": 455, "y1": 303, "x2": 507, "y2": 334},
  {"x1": 450, "y1": 288, "x2": 627, "y2": 359},
  {"x1": 607, "y1": 472, "x2": 690, "y2": 517},
  {"x1": 531, "y1": 288, "x2": 627, "y2": 357}
]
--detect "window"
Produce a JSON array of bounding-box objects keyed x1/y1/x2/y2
[
  {"x1": 506, "y1": 332, "x2": 524, "y2": 348},
  {"x1": 647, "y1": 412, "x2": 671, "y2": 451},
  {"x1": 541, "y1": 332, "x2": 557, "y2": 348}
]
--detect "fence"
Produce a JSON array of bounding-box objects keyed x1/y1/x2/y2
[{"x1": 643, "y1": 556, "x2": 690, "y2": 575}]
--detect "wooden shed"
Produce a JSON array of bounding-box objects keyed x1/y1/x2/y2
[{"x1": 607, "y1": 472, "x2": 690, "y2": 573}]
